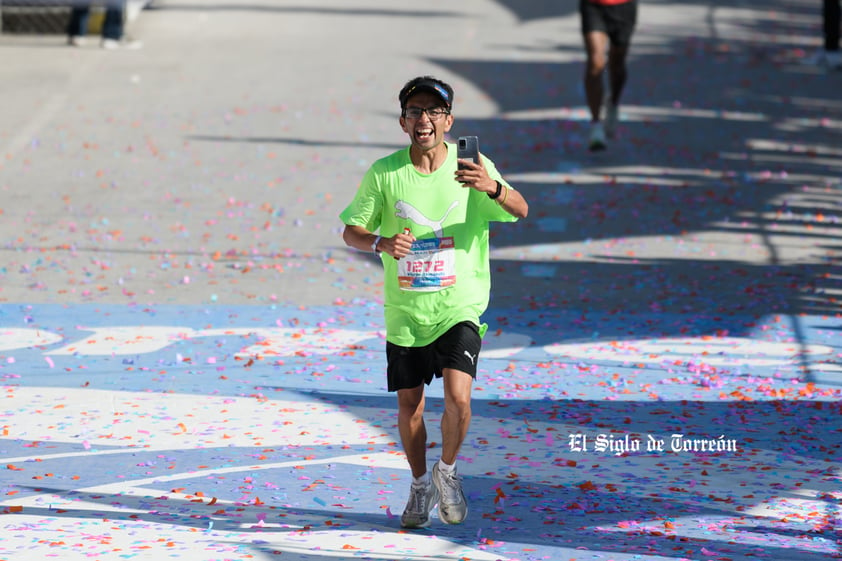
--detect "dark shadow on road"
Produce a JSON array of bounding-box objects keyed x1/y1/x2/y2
[{"x1": 324, "y1": 0, "x2": 842, "y2": 383}]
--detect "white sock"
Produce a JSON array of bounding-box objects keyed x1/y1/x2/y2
[
  {"x1": 413, "y1": 472, "x2": 431, "y2": 486},
  {"x1": 437, "y1": 459, "x2": 456, "y2": 475}
]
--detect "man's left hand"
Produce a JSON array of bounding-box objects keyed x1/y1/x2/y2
[{"x1": 455, "y1": 158, "x2": 497, "y2": 196}]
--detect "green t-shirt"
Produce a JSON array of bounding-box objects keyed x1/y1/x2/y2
[{"x1": 339, "y1": 142, "x2": 517, "y2": 347}]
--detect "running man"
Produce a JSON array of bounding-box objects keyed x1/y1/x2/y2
[
  {"x1": 581, "y1": 0, "x2": 638, "y2": 150},
  {"x1": 339, "y1": 76, "x2": 528, "y2": 528}
]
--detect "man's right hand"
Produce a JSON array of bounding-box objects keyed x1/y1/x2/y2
[{"x1": 386, "y1": 230, "x2": 415, "y2": 259}]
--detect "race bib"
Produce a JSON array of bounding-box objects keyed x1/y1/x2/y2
[{"x1": 398, "y1": 237, "x2": 456, "y2": 291}]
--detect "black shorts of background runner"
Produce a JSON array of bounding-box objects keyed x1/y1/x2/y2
[
  {"x1": 386, "y1": 321, "x2": 481, "y2": 391},
  {"x1": 580, "y1": 0, "x2": 638, "y2": 48}
]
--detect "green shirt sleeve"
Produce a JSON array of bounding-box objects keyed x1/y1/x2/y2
[{"x1": 339, "y1": 165, "x2": 384, "y2": 233}]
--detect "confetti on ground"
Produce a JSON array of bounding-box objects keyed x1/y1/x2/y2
[{"x1": 1, "y1": 0, "x2": 841, "y2": 560}]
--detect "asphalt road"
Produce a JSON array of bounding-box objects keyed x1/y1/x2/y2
[
  {"x1": 1, "y1": 2, "x2": 841, "y2": 561},
  {"x1": 1, "y1": 0, "x2": 840, "y2": 313}
]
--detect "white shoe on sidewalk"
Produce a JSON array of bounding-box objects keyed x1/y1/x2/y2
[
  {"x1": 588, "y1": 121, "x2": 607, "y2": 152},
  {"x1": 400, "y1": 479, "x2": 439, "y2": 528},
  {"x1": 432, "y1": 463, "x2": 467, "y2": 524},
  {"x1": 102, "y1": 37, "x2": 143, "y2": 50}
]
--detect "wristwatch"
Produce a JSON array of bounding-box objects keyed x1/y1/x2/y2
[{"x1": 371, "y1": 235, "x2": 382, "y2": 254}]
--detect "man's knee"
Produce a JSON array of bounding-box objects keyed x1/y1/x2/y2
[
  {"x1": 586, "y1": 52, "x2": 609, "y2": 76},
  {"x1": 397, "y1": 386, "x2": 425, "y2": 414},
  {"x1": 608, "y1": 45, "x2": 629, "y2": 65},
  {"x1": 443, "y1": 379, "x2": 472, "y2": 416},
  {"x1": 445, "y1": 391, "x2": 471, "y2": 414}
]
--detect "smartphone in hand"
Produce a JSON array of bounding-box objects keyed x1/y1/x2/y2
[{"x1": 457, "y1": 136, "x2": 479, "y2": 170}]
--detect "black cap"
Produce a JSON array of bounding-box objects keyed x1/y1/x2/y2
[{"x1": 399, "y1": 77, "x2": 453, "y2": 109}]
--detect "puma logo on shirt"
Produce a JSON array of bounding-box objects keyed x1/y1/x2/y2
[{"x1": 395, "y1": 200, "x2": 459, "y2": 238}]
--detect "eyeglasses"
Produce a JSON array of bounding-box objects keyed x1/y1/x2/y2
[{"x1": 402, "y1": 107, "x2": 450, "y2": 121}]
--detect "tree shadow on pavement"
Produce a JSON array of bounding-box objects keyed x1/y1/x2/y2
[{"x1": 414, "y1": 0, "x2": 842, "y2": 350}]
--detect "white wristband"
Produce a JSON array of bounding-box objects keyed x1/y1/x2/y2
[{"x1": 371, "y1": 235, "x2": 382, "y2": 254}]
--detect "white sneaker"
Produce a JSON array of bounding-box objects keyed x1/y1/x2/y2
[
  {"x1": 588, "y1": 121, "x2": 606, "y2": 152},
  {"x1": 432, "y1": 463, "x2": 467, "y2": 524},
  {"x1": 400, "y1": 479, "x2": 439, "y2": 529},
  {"x1": 68, "y1": 36, "x2": 86, "y2": 47},
  {"x1": 101, "y1": 37, "x2": 143, "y2": 50},
  {"x1": 604, "y1": 103, "x2": 619, "y2": 138}
]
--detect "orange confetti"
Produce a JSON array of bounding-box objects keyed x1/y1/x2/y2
[{"x1": 493, "y1": 487, "x2": 507, "y2": 504}]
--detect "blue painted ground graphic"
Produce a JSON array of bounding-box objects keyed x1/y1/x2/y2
[{"x1": 1, "y1": 304, "x2": 840, "y2": 561}]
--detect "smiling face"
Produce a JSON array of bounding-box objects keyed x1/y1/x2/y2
[{"x1": 399, "y1": 92, "x2": 453, "y2": 153}]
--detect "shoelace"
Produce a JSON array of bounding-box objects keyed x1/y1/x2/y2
[
  {"x1": 407, "y1": 484, "x2": 429, "y2": 513},
  {"x1": 438, "y1": 472, "x2": 463, "y2": 503}
]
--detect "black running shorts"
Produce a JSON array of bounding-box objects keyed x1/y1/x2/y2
[
  {"x1": 580, "y1": 0, "x2": 638, "y2": 48},
  {"x1": 386, "y1": 321, "x2": 481, "y2": 392}
]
